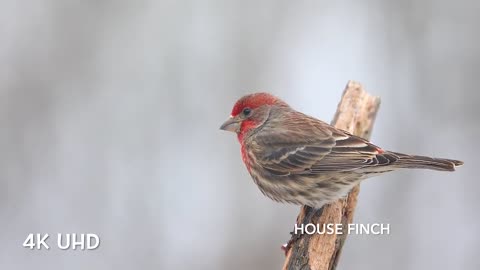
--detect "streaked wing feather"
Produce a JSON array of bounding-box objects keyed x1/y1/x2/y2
[{"x1": 252, "y1": 112, "x2": 391, "y2": 175}]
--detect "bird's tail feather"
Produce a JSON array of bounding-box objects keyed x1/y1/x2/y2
[{"x1": 388, "y1": 151, "x2": 464, "y2": 172}]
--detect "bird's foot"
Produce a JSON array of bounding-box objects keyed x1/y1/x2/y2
[
  {"x1": 282, "y1": 206, "x2": 316, "y2": 256},
  {"x1": 281, "y1": 229, "x2": 303, "y2": 256}
]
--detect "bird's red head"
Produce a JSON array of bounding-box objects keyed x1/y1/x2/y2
[
  {"x1": 230, "y1": 93, "x2": 280, "y2": 117},
  {"x1": 220, "y1": 93, "x2": 286, "y2": 141}
]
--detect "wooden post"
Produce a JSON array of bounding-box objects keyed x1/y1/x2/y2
[{"x1": 283, "y1": 81, "x2": 381, "y2": 270}]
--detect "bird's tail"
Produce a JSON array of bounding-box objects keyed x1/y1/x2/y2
[{"x1": 387, "y1": 151, "x2": 464, "y2": 172}]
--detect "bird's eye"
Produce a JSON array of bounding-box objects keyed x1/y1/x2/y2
[{"x1": 242, "y1": 107, "x2": 252, "y2": 116}]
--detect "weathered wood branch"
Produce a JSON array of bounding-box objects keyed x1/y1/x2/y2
[{"x1": 283, "y1": 81, "x2": 381, "y2": 270}]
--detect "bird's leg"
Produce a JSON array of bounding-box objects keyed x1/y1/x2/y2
[{"x1": 282, "y1": 205, "x2": 316, "y2": 255}]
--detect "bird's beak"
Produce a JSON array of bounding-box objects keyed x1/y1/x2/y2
[{"x1": 220, "y1": 117, "x2": 240, "y2": 133}]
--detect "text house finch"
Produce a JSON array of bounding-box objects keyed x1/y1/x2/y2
[{"x1": 220, "y1": 93, "x2": 463, "y2": 208}]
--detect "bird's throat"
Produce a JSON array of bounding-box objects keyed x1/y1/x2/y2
[{"x1": 236, "y1": 120, "x2": 257, "y2": 142}]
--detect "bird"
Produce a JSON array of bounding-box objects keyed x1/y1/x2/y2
[{"x1": 220, "y1": 92, "x2": 463, "y2": 208}]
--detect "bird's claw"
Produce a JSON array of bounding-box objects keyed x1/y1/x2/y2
[{"x1": 282, "y1": 229, "x2": 303, "y2": 256}]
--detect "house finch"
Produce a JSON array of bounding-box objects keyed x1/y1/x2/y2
[{"x1": 220, "y1": 92, "x2": 463, "y2": 208}]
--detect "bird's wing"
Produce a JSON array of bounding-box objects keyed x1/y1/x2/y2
[{"x1": 251, "y1": 113, "x2": 391, "y2": 176}]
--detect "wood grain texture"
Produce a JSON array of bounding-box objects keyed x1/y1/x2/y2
[{"x1": 283, "y1": 81, "x2": 381, "y2": 270}]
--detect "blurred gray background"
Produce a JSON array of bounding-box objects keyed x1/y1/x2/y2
[{"x1": 1, "y1": 1, "x2": 478, "y2": 269}]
